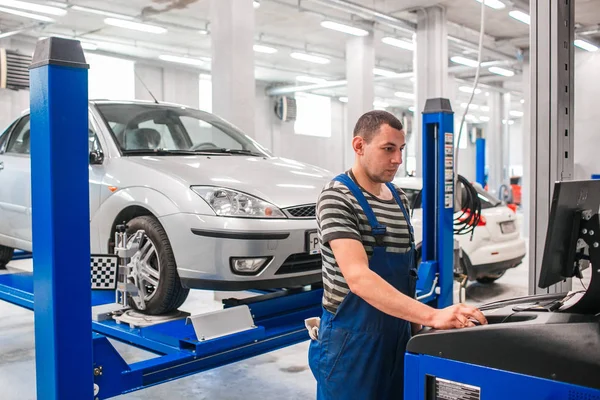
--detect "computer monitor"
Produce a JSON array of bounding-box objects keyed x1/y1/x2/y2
[{"x1": 538, "y1": 179, "x2": 600, "y2": 289}]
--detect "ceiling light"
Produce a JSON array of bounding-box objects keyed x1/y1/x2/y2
[
  {"x1": 198, "y1": 29, "x2": 208, "y2": 35},
  {"x1": 574, "y1": 39, "x2": 599, "y2": 52},
  {"x1": 0, "y1": 5, "x2": 54, "y2": 21},
  {"x1": 80, "y1": 42, "x2": 97, "y2": 51},
  {"x1": 381, "y1": 36, "x2": 414, "y2": 51},
  {"x1": 479, "y1": 116, "x2": 490, "y2": 122},
  {"x1": 253, "y1": 44, "x2": 277, "y2": 54},
  {"x1": 510, "y1": 110, "x2": 524, "y2": 117},
  {"x1": 373, "y1": 100, "x2": 389, "y2": 108},
  {"x1": 485, "y1": 92, "x2": 490, "y2": 96},
  {"x1": 450, "y1": 56, "x2": 479, "y2": 67},
  {"x1": 104, "y1": 18, "x2": 167, "y2": 34},
  {"x1": 253, "y1": 1, "x2": 260, "y2": 8},
  {"x1": 459, "y1": 86, "x2": 482, "y2": 94},
  {"x1": 159, "y1": 54, "x2": 204, "y2": 66},
  {"x1": 509, "y1": 10, "x2": 530, "y2": 25},
  {"x1": 321, "y1": 20, "x2": 369, "y2": 36},
  {"x1": 296, "y1": 75, "x2": 327, "y2": 84},
  {"x1": 70, "y1": 5, "x2": 134, "y2": 20},
  {"x1": 520, "y1": 99, "x2": 525, "y2": 104},
  {"x1": 488, "y1": 66, "x2": 515, "y2": 76},
  {"x1": 290, "y1": 52, "x2": 330, "y2": 64},
  {"x1": 474, "y1": 0, "x2": 506, "y2": 10},
  {"x1": 395, "y1": 91, "x2": 414, "y2": 99},
  {"x1": 408, "y1": 106, "x2": 415, "y2": 112},
  {"x1": 373, "y1": 67, "x2": 398, "y2": 77},
  {"x1": 480, "y1": 105, "x2": 490, "y2": 112},
  {"x1": 339, "y1": 97, "x2": 348, "y2": 103},
  {"x1": 0, "y1": 0, "x2": 65, "y2": 15}
]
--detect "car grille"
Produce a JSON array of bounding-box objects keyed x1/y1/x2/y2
[
  {"x1": 275, "y1": 253, "x2": 322, "y2": 275},
  {"x1": 284, "y1": 204, "x2": 316, "y2": 218}
]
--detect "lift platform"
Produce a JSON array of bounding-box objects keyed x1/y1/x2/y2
[{"x1": 0, "y1": 269, "x2": 322, "y2": 399}]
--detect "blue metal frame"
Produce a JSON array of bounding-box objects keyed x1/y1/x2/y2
[
  {"x1": 29, "y1": 39, "x2": 93, "y2": 399},
  {"x1": 476, "y1": 138, "x2": 486, "y2": 187},
  {"x1": 419, "y1": 101, "x2": 455, "y2": 308},
  {"x1": 12, "y1": 250, "x2": 32, "y2": 260},
  {"x1": 404, "y1": 353, "x2": 600, "y2": 399}
]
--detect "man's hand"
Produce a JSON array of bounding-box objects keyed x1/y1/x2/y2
[{"x1": 429, "y1": 303, "x2": 488, "y2": 329}]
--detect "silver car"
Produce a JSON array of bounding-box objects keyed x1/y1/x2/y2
[{"x1": 0, "y1": 100, "x2": 331, "y2": 314}]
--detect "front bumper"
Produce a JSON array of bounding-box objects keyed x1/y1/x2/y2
[{"x1": 159, "y1": 213, "x2": 322, "y2": 290}]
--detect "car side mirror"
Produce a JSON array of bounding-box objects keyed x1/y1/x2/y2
[{"x1": 89, "y1": 150, "x2": 104, "y2": 165}]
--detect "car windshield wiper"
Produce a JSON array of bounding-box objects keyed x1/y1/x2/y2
[
  {"x1": 192, "y1": 148, "x2": 262, "y2": 156},
  {"x1": 122, "y1": 149, "x2": 203, "y2": 156}
]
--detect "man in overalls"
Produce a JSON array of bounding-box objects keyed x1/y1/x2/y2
[{"x1": 308, "y1": 110, "x2": 487, "y2": 399}]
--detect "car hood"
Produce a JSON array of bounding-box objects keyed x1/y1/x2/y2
[{"x1": 124, "y1": 155, "x2": 334, "y2": 208}]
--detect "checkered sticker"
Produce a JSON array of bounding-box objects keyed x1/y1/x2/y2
[{"x1": 91, "y1": 255, "x2": 118, "y2": 290}]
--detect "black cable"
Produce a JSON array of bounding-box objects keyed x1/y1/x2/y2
[
  {"x1": 453, "y1": 175, "x2": 482, "y2": 237},
  {"x1": 500, "y1": 311, "x2": 520, "y2": 324},
  {"x1": 580, "y1": 278, "x2": 588, "y2": 291}
]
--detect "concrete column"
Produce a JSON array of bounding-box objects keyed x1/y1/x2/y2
[
  {"x1": 522, "y1": 62, "x2": 531, "y2": 238},
  {"x1": 210, "y1": 0, "x2": 255, "y2": 136},
  {"x1": 345, "y1": 34, "x2": 374, "y2": 169},
  {"x1": 415, "y1": 6, "x2": 448, "y2": 177},
  {"x1": 487, "y1": 91, "x2": 503, "y2": 196},
  {"x1": 502, "y1": 92, "x2": 512, "y2": 183}
]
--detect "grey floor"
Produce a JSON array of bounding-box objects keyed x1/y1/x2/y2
[{"x1": 0, "y1": 247, "x2": 590, "y2": 399}]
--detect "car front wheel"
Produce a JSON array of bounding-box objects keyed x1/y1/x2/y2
[
  {"x1": 0, "y1": 245, "x2": 14, "y2": 269},
  {"x1": 125, "y1": 216, "x2": 189, "y2": 315}
]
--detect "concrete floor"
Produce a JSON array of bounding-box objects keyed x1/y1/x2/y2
[{"x1": 0, "y1": 250, "x2": 590, "y2": 400}]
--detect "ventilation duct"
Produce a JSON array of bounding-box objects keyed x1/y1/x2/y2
[
  {"x1": 0, "y1": 49, "x2": 32, "y2": 90},
  {"x1": 274, "y1": 96, "x2": 297, "y2": 122}
]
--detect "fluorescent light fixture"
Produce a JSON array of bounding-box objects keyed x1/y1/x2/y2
[
  {"x1": 373, "y1": 100, "x2": 389, "y2": 108},
  {"x1": 474, "y1": 0, "x2": 506, "y2": 10},
  {"x1": 459, "y1": 86, "x2": 482, "y2": 94},
  {"x1": 408, "y1": 106, "x2": 415, "y2": 112},
  {"x1": 80, "y1": 42, "x2": 97, "y2": 51},
  {"x1": 296, "y1": 75, "x2": 327, "y2": 84},
  {"x1": 373, "y1": 67, "x2": 398, "y2": 77},
  {"x1": 480, "y1": 105, "x2": 490, "y2": 112},
  {"x1": 395, "y1": 91, "x2": 414, "y2": 99},
  {"x1": 465, "y1": 114, "x2": 477, "y2": 121},
  {"x1": 71, "y1": 5, "x2": 134, "y2": 20},
  {"x1": 450, "y1": 56, "x2": 479, "y2": 67},
  {"x1": 339, "y1": 97, "x2": 348, "y2": 103},
  {"x1": 0, "y1": 0, "x2": 65, "y2": 15},
  {"x1": 104, "y1": 18, "x2": 167, "y2": 34},
  {"x1": 290, "y1": 52, "x2": 330, "y2": 64},
  {"x1": 321, "y1": 20, "x2": 369, "y2": 37},
  {"x1": 510, "y1": 110, "x2": 524, "y2": 117},
  {"x1": 488, "y1": 66, "x2": 515, "y2": 76},
  {"x1": 509, "y1": 10, "x2": 530, "y2": 25},
  {"x1": 253, "y1": 44, "x2": 277, "y2": 54},
  {"x1": 253, "y1": 0, "x2": 260, "y2": 8},
  {"x1": 381, "y1": 36, "x2": 414, "y2": 50},
  {"x1": 520, "y1": 99, "x2": 525, "y2": 104},
  {"x1": 0, "y1": 5, "x2": 54, "y2": 21},
  {"x1": 159, "y1": 54, "x2": 204, "y2": 66},
  {"x1": 479, "y1": 116, "x2": 490, "y2": 122},
  {"x1": 198, "y1": 29, "x2": 208, "y2": 35},
  {"x1": 574, "y1": 39, "x2": 599, "y2": 52},
  {"x1": 485, "y1": 92, "x2": 490, "y2": 96}
]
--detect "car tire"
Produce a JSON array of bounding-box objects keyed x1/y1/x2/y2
[
  {"x1": 126, "y1": 216, "x2": 189, "y2": 315},
  {"x1": 0, "y1": 245, "x2": 14, "y2": 269},
  {"x1": 476, "y1": 271, "x2": 506, "y2": 285}
]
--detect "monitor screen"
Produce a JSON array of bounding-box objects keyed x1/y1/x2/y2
[{"x1": 539, "y1": 180, "x2": 600, "y2": 289}]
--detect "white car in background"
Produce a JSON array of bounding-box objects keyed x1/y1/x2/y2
[
  {"x1": 394, "y1": 177, "x2": 526, "y2": 284},
  {"x1": 0, "y1": 100, "x2": 331, "y2": 314}
]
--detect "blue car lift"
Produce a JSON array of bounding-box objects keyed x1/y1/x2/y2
[
  {"x1": 415, "y1": 98, "x2": 455, "y2": 309},
  {"x1": 0, "y1": 37, "x2": 323, "y2": 399}
]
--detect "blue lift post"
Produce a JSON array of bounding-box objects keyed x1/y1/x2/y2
[
  {"x1": 475, "y1": 138, "x2": 486, "y2": 187},
  {"x1": 29, "y1": 38, "x2": 93, "y2": 399},
  {"x1": 417, "y1": 98, "x2": 454, "y2": 308}
]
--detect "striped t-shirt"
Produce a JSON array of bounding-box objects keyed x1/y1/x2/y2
[{"x1": 316, "y1": 170, "x2": 413, "y2": 314}]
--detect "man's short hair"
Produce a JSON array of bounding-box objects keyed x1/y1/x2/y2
[{"x1": 353, "y1": 110, "x2": 404, "y2": 143}]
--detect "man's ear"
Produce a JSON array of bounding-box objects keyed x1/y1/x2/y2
[{"x1": 352, "y1": 136, "x2": 365, "y2": 156}]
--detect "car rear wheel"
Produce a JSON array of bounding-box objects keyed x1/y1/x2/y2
[
  {"x1": 0, "y1": 245, "x2": 14, "y2": 269},
  {"x1": 476, "y1": 271, "x2": 506, "y2": 284},
  {"x1": 125, "y1": 216, "x2": 189, "y2": 315}
]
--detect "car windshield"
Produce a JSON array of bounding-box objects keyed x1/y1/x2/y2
[{"x1": 95, "y1": 103, "x2": 270, "y2": 157}]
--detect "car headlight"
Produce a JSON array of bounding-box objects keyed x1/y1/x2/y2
[{"x1": 191, "y1": 186, "x2": 286, "y2": 218}]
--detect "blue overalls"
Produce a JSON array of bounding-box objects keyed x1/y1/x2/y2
[{"x1": 309, "y1": 173, "x2": 417, "y2": 400}]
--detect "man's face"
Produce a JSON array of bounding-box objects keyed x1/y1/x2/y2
[{"x1": 357, "y1": 124, "x2": 406, "y2": 183}]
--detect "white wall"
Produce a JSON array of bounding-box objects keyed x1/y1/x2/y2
[
  {"x1": 134, "y1": 63, "x2": 199, "y2": 108},
  {"x1": 574, "y1": 51, "x2": 600, "y2": 180},
  {"x1": 255, "y1": 83, "x2": 346, "y2": 173},
  {"x1": 508, "y1": 120, "x2": 523, "y2": 177}
]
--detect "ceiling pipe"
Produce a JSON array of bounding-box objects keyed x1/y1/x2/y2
[{"x1": 0, "y1": 23, "x2": 49, "y2": 40}]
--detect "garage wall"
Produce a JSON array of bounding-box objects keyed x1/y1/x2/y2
[
  {"x1": 134, "y1": 63, "x2": 200, "y2": 108},
  {"x1": 508, "y1": 120, "x2": 523, "y2": 177},
  {"x1": 255, "y1": 83, "x2": 346, "y2": 174},
  {"x1": 574, "y1": 51, "x2": 600, "y2": 180}
]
